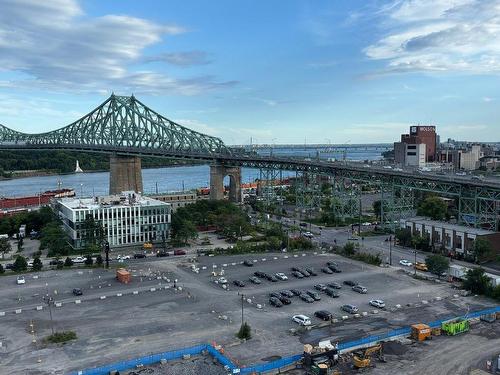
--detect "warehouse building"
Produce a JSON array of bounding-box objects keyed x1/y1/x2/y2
[{"x1": 53, "y1": 191, "x2": 171, "y2": 249}]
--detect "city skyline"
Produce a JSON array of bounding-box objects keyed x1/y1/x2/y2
[{"x1": 0, "y1": 0, "x2": 499, "y2": 144}]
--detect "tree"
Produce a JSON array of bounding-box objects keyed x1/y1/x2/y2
[
  {"x1": 473, "y1": 238, "x2": 494, "y2": 263},
  {"x1": 236, "y1": 322, "x2": 252, "y2": 340},
  {"x1": 40, "y1": 222, "x2": 70, "y2": 257},
  {"x1": 84, "y1": 255, "x2": 93, "y2": 266},
  {"x1": 95, "y1": 254, "x2": 103, "y2": 266},
  {"x1": 425, "y1": 254, "x2": 449, "y2": 277},
  {"x1": 417, "y1": 196, "x2": 448, "y2": 220},
  {"x1": 395, "y1": 228, "x2": 412, "y2": 247},
  {"x1": 0, "y1": 263, "x2": 4, "y2": 274},
  {"x1": 12, "y1": 255, "x2": 28, "y2": 272},
  {"x1": 64, "y1": 257, "x2": 74, "y2": 267},
  {"x1": 82, "y1": 215, "x2": 105, "y2": 254},
  {"x1": 463, "y1": 268, "x2": 491, "y2": 295},
  {"x1": 343, "y1": 242, "x2": 356, "y2": 256},
  {"x1": 32, "y1": 257, "x2": 43, "y2": 271},
  {"x1": 0, "y1": 238, "x2": 11, "y2": 259},
  {"x1": 17, "y1": 236, "x2": 23, "y2": 252}
]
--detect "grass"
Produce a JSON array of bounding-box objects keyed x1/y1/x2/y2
[{"x1": 44, "y1": 331, "x2": 77, "y2": 344}]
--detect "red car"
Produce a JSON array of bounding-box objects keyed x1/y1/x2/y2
[{"x1": 173, "y1": 250, "x2": 186, "y2": 256}]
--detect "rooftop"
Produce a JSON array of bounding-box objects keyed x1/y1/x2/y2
[
  {"x1": 402, "y1": 217, "x2": 494, "y2": 235},
  {"x1": 57, "y1": 191, "x2": 169, "y2": 210}
]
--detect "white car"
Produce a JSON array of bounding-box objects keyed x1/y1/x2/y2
[
  {"x1": 292, "y1": 315, "x2": 311, "y2": 326},
  {"x1": 16, "y1": 276, "x2": 25, "y2": 285},
  {"x1": 217, "y1": 277, "x2": 228, "y2": 284},
  {"x1": 399, "y1": 259, "x2": 413, "y2": 267},
  {"x1": 72, "y1": 256, "x2": 85, "y2": 264},
  {"x1": 275, "y1": 272, "x2": 288, "y2": 281},
  {"x1": 369, "y1": 299, "x2": 385, "y2": 309},
  {"x1": 303, "y1": 232, "x2": 314, "y2": 238}
]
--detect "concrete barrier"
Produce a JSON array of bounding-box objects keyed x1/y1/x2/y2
[
  {"x1": 36, "y1": 306, "x2": 43, "y2": 311},
  {"x1": 284, "y1": 256, "x2": 289, "y2": 259},
  {"x1": 100, "y1": 296, "x2": 106, "y2": 300},
  {"x1": 55, "y1": 302, "x2": 62, "y2": 307},
  {"x1": 395, "y1": 304, "x2": 401, "y2": 309},
  {"x1": 302, "y1": 253, "x2": 306, "y2": 257},
  {"x1": 116, "y1": 293, "x2": 122, "y2": 297},
  {"x1": 33, "y1": 275, "x2": 39, "y2": 279},
  {"x1": 273, "y1": 257, "x2": 278, "y2": 260},
  {"x1": 150, "y1": 288, "x2": 156, "y2": 292},
  {"x1": 231, "y1": 263, "x2": 236, "y2": 266},
  {"x1": 354, "y1": 313, "x2": 361, "y2": 318},
  {"x1": 362, "y1": 312, "x2": 368, "y2": 316},
  {"x1": 202, "y1": 266, "x2": 207, "y2": 270},
  {"x1": 133, "y1": 291, "x2": 139, "y2": 295},
  {"x1": 422, "y1": 300, "x2": 429, "y2": 304},
  {"x1": 0, "y1": 312, "x2": 5, "y2": 316},
  {"x1": 75, "y1": 300, "x2": 81, "y2": 304},
  {"x1": 252, "y1": 260, "x2": 257, "y2": 262},
  {"x1": 15, "y1": 309, "x2": 22, "y2": 314},
  {"x1": 435, "y1": 296, "x2": 442, "y2": 301},
  {"x1": 372, "y1": 310, "x2": 378, "y2": 314},
  {"x1": 261, "y1": 258, "x2": 266, "y2": 261},
  {"x1": 222, "y1": 264, "x2": 227, "y2": 267},
  {"x1": 341, "y1": 315, "x2": 349, "y2": 320},
  {"x1": 293, "y1": 255, "x2": 298, "y2": 258}
]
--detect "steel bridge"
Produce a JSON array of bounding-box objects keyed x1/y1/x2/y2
[{"x1": 0, "y1": 94, "x2": 499, "y2": 231}]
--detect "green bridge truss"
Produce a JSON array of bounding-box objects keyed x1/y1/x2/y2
[{"x1": 0, "y1": 94, "x2": 231, "y2": 157}]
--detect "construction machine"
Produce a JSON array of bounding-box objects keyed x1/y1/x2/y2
[
  {"x1": 352, "y1": 344, "x2": 385, "y2": 369},
  {"x1": 303, "y1": 341, "x2": 339, "y2": 374}
]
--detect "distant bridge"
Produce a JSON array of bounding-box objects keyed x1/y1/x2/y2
[{"x1": 0, "y1": 94, "x2": 498, "y2": 230}]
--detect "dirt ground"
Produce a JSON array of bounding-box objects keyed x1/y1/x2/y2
[{"x1": 123, "y1": 355, "x2": 228, "y2": 375}]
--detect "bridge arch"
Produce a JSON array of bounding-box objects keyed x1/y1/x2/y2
[{"x1": 209, "y1": 164, "x2": 242, "y2": 203}]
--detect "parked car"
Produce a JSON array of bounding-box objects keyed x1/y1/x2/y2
[
  {"x1": 292, "y1": 271, "x2": 304, "y2": 279},
  {"x1": 72, "y1": 288, "x2": 83, "y2": 296},
  {"x1": 328, "y1": 265, "x2": 342, "y2": 273},
  {"x1": 291, "y1": 266, "x2": 301, "y2": 272},
  {"x1": 290, "y1": 289, "x2": 302, "y2": 296},
  {"x1": 5, "y1": 263, "x2": 14, "y2": 270},
  {"x1": 399, "y1": 259, "x2": 412, "y2": 267},
  {"x1": 321, "y1": 267, "x2": 333, "y2": 274},
  {"x1": 174, "y1": 250, "x2": 186, "y2": 256},
  {"x1": 341, "y1": 304, "x2": 359, "y2": 314},
  {"x1": 278, "y1": 296, "x2": 291, "y2": 305},
  {"x1": 16, "y1": 276, "x2": 25, "y2": 285},
  {"x1": 275, "y1": 272, "x2": 288, "y2": 280},
  {"x1": 300, "y1": 269, "x2": 311, "y2": 277},
  {"x1": 343, "y1": 280, "x2": 357, "y2": 286},
  {"x1": 314, "y1": 284, "x2": 327, "y2": 292},
  {"x1": 280, "y1": 290, "x2": 294, "y2": 298},
  {"x1": 267, "y1": 275, "x2": 279, "y2": 282},
  {"x1": 156, "y1": 251, "x2": 169, "y2": 257},
  {"x1": 73, "y1": 256, "x2": 85, "y2": 264},
  {"x1": 306, "y1": 290, "x2": 321, "y2": 301},
  {"x1": 327, "y1": 282, "x2": 342, "y2": 289},
  {"x1": 233, "y1": 280, "x2": 245, "y2": 287},
  {"x1": 369, "y1": 299, "x2": 385, "y2": 309},
  {"x1": 269, "y1": 297, "x2": 283, "y2": 307},
  {"x1": 249, "y1": 276, "x2": 261, "y2": 284},
  {"x1": 217, "y1": 277, "x2": 228, "y2": 284},
  {"x1": 270, "y1": 292, "x2": 282, "y2": 298},
  {"x1": 254, "y1": 271, "x2": 266, "y2": 278},
  {"x1": 300, "y1": 293, "x2": 315, "y2": 303},
  {"x1": 352, "y1": 285, "x2": 368, "y2": 294},
  {"x1": 305, "y1": 267, "x2": 318, "y2": 276},
  {"x1": 243, "y1": 260, "x2": 254, "y2": 267},
  {"x1": 314, "y1": 310, "x2": 333, "y2": 321},
  {"x1": 49, "y1": 259, "x2": 64, "y2": 266},
  {"x1": 292, "y1": 314, "x2": 311, "y2": 326},
  {"x1": 325, "y1": 288, "x2": 340, "y2": 298},
  {"x1": 326, "y1": 261, "x2": 338, "y2": 267},
  {"x1": 133, "y1": 253, "x2": 146, "y2": 259},
  {"x1": 415, "y1": 262, "x2": 428, "y2": 272},
  {"x1": 303, "y1": 231, "x2": 314, "y2": 238}
]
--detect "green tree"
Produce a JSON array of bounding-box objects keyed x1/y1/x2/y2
[
  {"x1": 236, "y1": 322, "x2": 252, "y2": 340},
  {"x1": 417, "y1": 196, "x2": 448, "y2": 220},
  {"x1": 82, "y1": 215, "x2": 105, "y2": 254},
  {"x1": 0, "y1": 238, "x2": 11, "y2": 259},
  {"x1": 0, "y1": 263, "x2": 4, "y2": 274},
  {"x1": 473, "y1": 238, "x2": 494, "y2": 263},
  {"x1": 40, "y1": 222, "x2": 71, "y2": 257},
  {"x1": 32, "y1": 257, "x2": 43, "y2": 271},
  {"x1": 12, "y1": 255, "x2": 28, "y2": 272},
  {"x1": 95, "y1": 254, "x2": 103, "y2": 266},
  {"x1": 84, "y1": 255, "x2": 93, "y2": 266},
  {"x1": 171, "y1": 218, "x2": 198, "y2": 245},
  {"x1": 64, "y1": 257, "x2": 74, "y2": 267},
  {"x1": 425, "y1": 254, "x2": 449, "y2": 277},
  {"x1": 395, "y1": 228, "x2": 412, "y2": 247},
  {"x1": 463, "y1": 268, "x2": 491, "y2": 295},
  {"x1": 343, "y1": 242, "x2": 356, "y2": 256},
  {"x1": 17, "y1": 237, "x2": 23, "y2": 252}
]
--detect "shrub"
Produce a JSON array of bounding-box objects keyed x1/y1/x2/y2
[
  {"x1": 84, "y1": 256, "x2": 93, "y2": 266},
  {"x1": 12, "y1": 255, "x2": 28, "y2": 272},
  {"x1": 45, "y1": 331, "x2": 77, "y2": 344},
  {"x1": 64, "y1": 257, "x2": 74, "y2": 267},
  {"x1": 0, "y1": 263, "x2": 4, "y2": 274},
  {"x1": 95, "y1": 255, "x2": 103, "y2": 266},
  {"x1": 236, "y1": 322, "x2": 251, "y2": 340},
  {"x1": 32, "y1": 257, "x2": 43, "y2": 271}
]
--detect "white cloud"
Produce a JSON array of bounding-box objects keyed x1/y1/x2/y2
[
  {"x1": 0, "y1": 0, "x2": 235, "y2": 94},
  {"x1": 365, "y1": 0, "x2": 500, "y2": 74},
  {"x1": 144, "y1": 51, "x2": 211, "y2": 66}
]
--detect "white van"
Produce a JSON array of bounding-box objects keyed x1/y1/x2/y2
[{"x1": 292, "y1": 314, "x2": 311, "y2": 326}]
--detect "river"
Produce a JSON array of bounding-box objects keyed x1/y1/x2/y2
[{"x1": 0, "y1": 148, "x2": 383, "y2": 197}]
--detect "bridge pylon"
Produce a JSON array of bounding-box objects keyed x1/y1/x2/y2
[
  {"x1": 109, "y1": 154, "x2": 143, "y2": 194},
  {"x1": 210, "y1": 163, "x2": 242, "y2": 203}
]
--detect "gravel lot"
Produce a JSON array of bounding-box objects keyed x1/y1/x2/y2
[{"x1": 0, "y1": 250, "x2": 495, "y2": 375}]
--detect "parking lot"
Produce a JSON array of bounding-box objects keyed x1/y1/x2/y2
[{"x1": 0, "y1": 251, "x2": 495, "y2": 374}]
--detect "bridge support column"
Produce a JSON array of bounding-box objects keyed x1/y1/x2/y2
[
  {"x1": 109, "y1": 154, "x2": 143, "y2": 195},
  {"x1": 210, "y1": 164, "x2": 242, "y2": 203}
]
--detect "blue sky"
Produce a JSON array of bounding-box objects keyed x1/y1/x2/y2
[{"x1": 0, "y1": 0, "x2": 499, "y2": 144}]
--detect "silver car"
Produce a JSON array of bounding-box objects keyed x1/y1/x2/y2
[{"x1": 352, "y1": 285, "x2": 368, "y2": 294}]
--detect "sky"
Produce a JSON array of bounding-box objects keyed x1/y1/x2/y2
[{"x1": 0, "y1": 0, "x2": 499, "y2": 144}]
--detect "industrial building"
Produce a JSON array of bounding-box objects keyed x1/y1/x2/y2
[
  {"x1": 394, "y1": 125, "x2": 438, "y2": 166},
  {"x1": 150, "y1": 191, "x2": 199, "y2": 212},
  {"x1": 399, "y1": 217, "x2": 500, "y2": 256},
  {"x1": 439, "y1": 144, "x2": 484, "y2": 171},
  {"x1": 53, "y1": 191, "x2": 171, "y2": 249}
]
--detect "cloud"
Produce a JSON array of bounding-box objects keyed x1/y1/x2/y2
[
  {"x1": 144, "y1": 51, "x2": 211, "y2": 67},
  {"x1": 482, "y1": 96, "x2": 494, "y2": 102},
  {"x1": 365, "y1": 0, "x2": 500, "y2": 74},
  {"x1": 0, "y1": 0, "x2": 234, "y2": 95}
]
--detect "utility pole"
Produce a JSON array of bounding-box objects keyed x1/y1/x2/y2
[
  {"x1": 240, "y1": 293, "x2": 245, "y2": 326},
  {"x1": 389, "y1": 235, "x2": 393, "y2": 266},
  {"x1": 414, "y1": 249, "x2": 417, "y2": 276},
  {"x1": 43, "y1": 284, "x2": 55, "y2": 335},
  {"x1": 104, "y1": 240, "x2": 110, "y2": 269}
]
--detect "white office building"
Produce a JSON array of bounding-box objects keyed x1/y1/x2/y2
[
  {"x1": 394, "y1": 142, "x2": 426, "y2": 167},
  {"x1": 53, "y1": 191, "x2": 171, "y2": 249}
]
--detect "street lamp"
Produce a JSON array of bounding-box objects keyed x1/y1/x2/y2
[
  {"x1": 389, "y1": 235, "x2": 393, "y2": 266},
  {"x1": 414, "y1": 249, "x2": 417, "y2": 276},
  {"x1": 43, "y1": 284, "x2": 55, "y2": 335}
]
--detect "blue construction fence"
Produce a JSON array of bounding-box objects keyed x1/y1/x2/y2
[{"x1": 71, "y1": 306, "x2": 500, "y2": 375}]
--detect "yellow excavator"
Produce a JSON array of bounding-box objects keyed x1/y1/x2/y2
[{"x1": 352, "y1": 344, "x2": 386, "y2": 369}]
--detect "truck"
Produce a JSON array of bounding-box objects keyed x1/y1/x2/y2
[{"x1": 448, "y1": 264, "x2": 471, "y2": 280}]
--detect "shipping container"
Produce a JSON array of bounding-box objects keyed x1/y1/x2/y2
[{"x1": 116, "y1": 268, "x2": 131, "y2": 284}]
